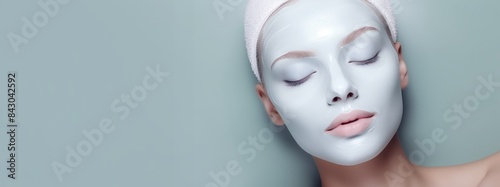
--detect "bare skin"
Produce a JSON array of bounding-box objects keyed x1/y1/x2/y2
[{"x1": 256, "y1": 42, "x2": 500, "y2": 187}]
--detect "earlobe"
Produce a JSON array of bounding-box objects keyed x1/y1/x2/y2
[
  {"x1": 256, "y1": 84, "x2": 285, "y2": 126},
  {"x1": 394, "y1": 42, "x2": 408, "y2": 89}
]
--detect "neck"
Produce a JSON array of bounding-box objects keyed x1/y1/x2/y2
[{"x1": 314, "y1": 136, "x2": 423, "y2": 187}]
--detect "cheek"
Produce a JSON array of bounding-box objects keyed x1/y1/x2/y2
[
  {"x1": 358, "y1": 52, "x2": 403, "y2": 127},
  {"x1": 376, "y1": 51, "x2": 401, "y2": 98},
  {"x1": 266, "y1": 83, "x2": 330, "y2": 132},
  {"x1": 351, "y1": 49, "x2": 400, "y2": 97},
  {"x1": 272, "y1": 99, "x2": 331, "y2": 144},
  {"x1": 269, "y1": 85, "x2": 326, "y2": 122},
  {"x1": 267, "y1": 87, "x2": 338, "y2": 145},
  {"x1": 266, "y1": 72, "x2": 322, "y2": 111}
]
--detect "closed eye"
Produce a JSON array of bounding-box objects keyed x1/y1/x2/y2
[
  {"x1": 284, "y1": 71, "x2": 317, "y2": 87},
  {"x1": 349, "y1": 52, "x2": 380, "y2": 65}
]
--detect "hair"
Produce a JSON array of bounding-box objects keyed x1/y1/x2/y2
[{"x1": 255, "y1": 0, "x2": 394, "y2": 83}]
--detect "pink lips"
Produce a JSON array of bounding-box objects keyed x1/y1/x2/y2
[{"x1": 325, "y1": 110, "x2": 375, "y2": 138}]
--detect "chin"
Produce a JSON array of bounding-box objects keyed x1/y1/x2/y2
[
  {"x1": 312, "y1": 137, "x2": 392, "y2": 166},
  {"x1": 339, "y1": 147, "x2": 385, "y2": 166}
]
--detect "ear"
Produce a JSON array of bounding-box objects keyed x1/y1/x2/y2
[
  {"x1": 256, "y1": 84, "x2": 285, "y2": 126},
  {"x1": 394, "y1": 42, "x2": 408, "y2": 89}
]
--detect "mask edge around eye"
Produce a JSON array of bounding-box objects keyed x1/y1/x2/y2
[
  {"x1": 272, "y1": 58, "x2": 318, "y2": 82},
  {"x1": 349, "y1": 51, "x2": 380, "y2": 65},
  {"x1": 340, "y1": 30, "x2": 384, "y2": 63}
]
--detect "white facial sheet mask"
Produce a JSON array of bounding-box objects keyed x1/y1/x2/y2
[{"x1": 259, "y1": 0, "x2": 403, "y2": 165}]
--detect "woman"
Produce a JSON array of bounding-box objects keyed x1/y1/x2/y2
[{"x1": 243, "y1": 0, "x2": 500, "y2": 186}]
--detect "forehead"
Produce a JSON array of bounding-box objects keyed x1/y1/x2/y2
[{"x1": 260, "y1": 0, "x2": 386, "y2": 56}]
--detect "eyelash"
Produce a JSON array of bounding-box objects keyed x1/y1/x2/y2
[
  {"x1": 284, "y1": 71, "x2": 317, "y2": 87},
  {"x1": 283, "y1": 52, "x2": 379, "y2": 87},
  {"x1": 350, "y1": 52, "x2": 380, "y2": 65}
]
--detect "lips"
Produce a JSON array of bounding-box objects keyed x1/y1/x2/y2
[{"x1": 325, "y1": 110, "x2": 375, "y2": 137}]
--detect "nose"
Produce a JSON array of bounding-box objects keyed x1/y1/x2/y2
[{"x1": 327, "y1": 75, "x2": 359, "y2": 106}]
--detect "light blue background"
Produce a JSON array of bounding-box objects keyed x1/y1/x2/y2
[{"x1": 0, "y1": 0, "x2": 499, "y2": 186}]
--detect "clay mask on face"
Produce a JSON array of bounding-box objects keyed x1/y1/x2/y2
[{"x1": 259, "y1": 0, "x2": 403, "y2": 165}]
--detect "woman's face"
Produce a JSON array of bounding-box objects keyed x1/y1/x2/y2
[{"x1": 259, "y1": 0, "x2": 405, "y2": 165}]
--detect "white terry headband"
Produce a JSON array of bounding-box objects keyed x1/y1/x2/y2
[{"x1": 244, "y1": 0, "x2": 398, "y2": 82}]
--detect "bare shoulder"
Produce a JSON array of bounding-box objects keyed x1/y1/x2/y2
[
  {"x1": 477, "y1": 152, "x2": 500, "y2": 187},
  {"x1": 481, "y1": 151, "x2": 500, "y2": 167},
  {"x1": 417, "y1": 152, "x2": 500, "y2": 187}
]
